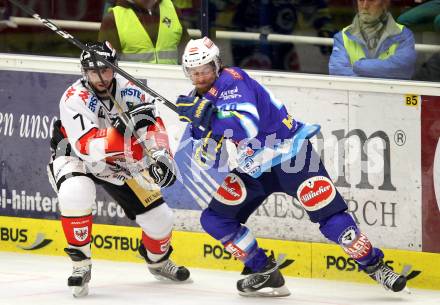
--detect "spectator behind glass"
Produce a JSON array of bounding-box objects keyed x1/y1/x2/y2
[
  {"x1": 329, "y1": 0, "x2": 416, "y2": 79},
  {"x1": 99, "y1": 0, "x2": 190, "y2": 64},
  {"x1": 397, "y1": 0, "x2": 440, "y2": 81},
  {"x1": 226, "y1": 0, "x2": 337, "y2": 71}
]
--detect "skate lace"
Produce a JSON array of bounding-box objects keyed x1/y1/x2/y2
[
  {"x1": 374, "y1": 265, "x2": 400, "y2": 290},
  {"x1": 72, "y1": 265, "x2": 90, "y2": 277},
  {"x1": 161, "y1": 260, "x2": 180, "y2": 276}
]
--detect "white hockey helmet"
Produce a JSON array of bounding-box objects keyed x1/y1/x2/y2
[{"x1": 182, "y1": 37, "x2": 221, "y2": 77}]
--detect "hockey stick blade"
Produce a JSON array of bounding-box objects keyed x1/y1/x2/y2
[{"x1": 7, "y1": 0, "x2": 177, "y2": 113}]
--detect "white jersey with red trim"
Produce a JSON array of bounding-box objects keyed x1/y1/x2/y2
[{"x1": 59, "y1": 74, "x2": 155, "y2": 184}]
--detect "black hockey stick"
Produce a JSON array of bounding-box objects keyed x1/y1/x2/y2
[{"x1": 7, "y1": 0, "x2": 178, "y2": 113}]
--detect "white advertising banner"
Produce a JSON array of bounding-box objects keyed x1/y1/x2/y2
[
  {"x1": 2, "y1": 54, "x2": 437, "y2": 251},
  {"x1": 152, "y1": 77, "x2": 422, "y2": 251}
]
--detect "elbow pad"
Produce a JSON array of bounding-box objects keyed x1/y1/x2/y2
[
  {"x1": 75, "y1": 127, "x2": 143, "y2": 161},
  {"x1": 146, "y1": 117, "x2": 171, "y2": 154}
]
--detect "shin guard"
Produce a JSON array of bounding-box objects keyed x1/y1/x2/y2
[
  {"x1": 319, "y1": 212, "x2": 380, "y2": 265},
  {"x1": 141, "y1": 231, "x2": 171, "y2": 263},
  {"x1": 61, "y1": 214, "x2": 92, "y2": 247}
]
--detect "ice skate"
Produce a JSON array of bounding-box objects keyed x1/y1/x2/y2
[
  {"x1": 364, "y1": 259, "x2": 407, "y2": 292},
  {"x1": 64, "y1": 248, "x2": 92, "y2": 297},
  {"x1": 139, "y1": 244, "x2": 190, "y2": 282},
  {"x1": 237, "y1": 254, "x2": 290, "y2": 297}
]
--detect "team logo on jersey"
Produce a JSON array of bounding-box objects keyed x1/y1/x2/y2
[
  {"x1": 339, "y1": 226, "x2": 357, "y2": 245},
  {"x1": 297, "y1": 176, "x2": 336, "y2": 211},
  {"x1": 246, "y1": 147, "x2": 254, "y2": 157},
  {"x1": 74, "y1": 227, "x2": 89, "y2": 242},
  {"x1": 214, "y1": 173, "x2": 247, "y2": 205}
]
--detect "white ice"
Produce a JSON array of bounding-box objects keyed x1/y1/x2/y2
[{"x1": 0, "y1": 252, "x2": 439, "y2": 305}]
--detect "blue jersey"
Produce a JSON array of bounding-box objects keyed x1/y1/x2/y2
[
  {"x1": 204, "y1": 67, "x2": 298, "y2": 143},
  {"x1": 194, "y1": 67, "x2": 320, "y2": 177}
]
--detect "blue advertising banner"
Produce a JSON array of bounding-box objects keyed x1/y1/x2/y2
[{"x1": 0, "y1": 70, "x2": 223, "y2": 226}]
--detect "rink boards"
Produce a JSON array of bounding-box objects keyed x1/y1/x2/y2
[
  {"x1": 1, "y1": 55, "x2": 440, "y2": 290},
  {"x1": 1, "y1": 55, "x2": 440, "y2": 252},
  {"x1": 0, "y1": 216, "x2": 439, "y2": 290}
]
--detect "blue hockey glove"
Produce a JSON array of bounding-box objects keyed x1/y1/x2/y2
[
  {"x1": 194, "y1": 130, "x2": 225, "y2": 168},
  {"x1": 176, "y1": 95, "x2": 217, "y2": 131}
]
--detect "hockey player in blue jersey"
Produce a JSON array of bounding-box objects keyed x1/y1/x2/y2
[{"x1": 176, "y1": 37, "x2": 408, "y2": 297}]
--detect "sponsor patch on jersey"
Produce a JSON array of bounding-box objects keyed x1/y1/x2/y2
[
  {"x1": 297, "y1": 176, "x2": 336, "y2": 211},
  {"x1": 214, "y1": 173, "x2": 247, "y2": 205},
  {"x1": 340, "y1": 229, "x2": 373, "y2": 260},
  {"x1": 224, "y1": 242, "x2": 247, "y2": 259},
  {"x1": 78, "y1": 90, "x2": 90, "y2": 104},
  {"x1": 219, "y1": 86, "x2": 242, "y2": 101},
  {"x1": 208, "y1": 87, "x2": 218, "y2": 97},
  {"x1": 88, "y1": 96, "x2": 98, "y2": 112},
  {"x1": 121, "y1": 88, "x2": 142, "y2": 99},
  {"x1": 64, "y1": 87, "x2": 76, "y2": 102},
  {"x1": 74, "y1": 227, "x2": 89, "y2": 242},
  {"x1": 224, "y1": 68, "x2": 243, "y2": 80}
]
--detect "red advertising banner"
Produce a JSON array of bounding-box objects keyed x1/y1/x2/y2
[{"x1": 421, "y1": 95, "x2": 440, "y2": 253}]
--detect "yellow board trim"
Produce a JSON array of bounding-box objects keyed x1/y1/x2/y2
[{"x1": 1, "y1": 216, "x2": 439, "y2": 290}]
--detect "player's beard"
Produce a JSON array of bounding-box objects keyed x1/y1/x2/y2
[{"x1": 91, "y1": 80, "x2": 113, "y2": 97}]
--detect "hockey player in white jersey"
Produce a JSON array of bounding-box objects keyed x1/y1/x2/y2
[{"x1": 48, "y1": 41, "x2": 190, "y2": 297}]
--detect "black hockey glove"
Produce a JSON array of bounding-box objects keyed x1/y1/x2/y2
[
  {"x1": 50, "y1": 119, "x2": 72, "y2": 157},
  {"x1": 113, "y1": 103, "x2": 156, "y2": 135},
  {"x1": 147, "y1": 149, "x2": 177, "y2": 188}
]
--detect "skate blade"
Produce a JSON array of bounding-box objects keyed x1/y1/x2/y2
[
  {"x1": 152, "y1": 274, "x2": 193, "y2": 284},
  {"x1": 72, "y1": 284, "x2": 89, "y2": 298},
  {"x1": 239, "y1": 285, "x2": 291, "y2": 297}
]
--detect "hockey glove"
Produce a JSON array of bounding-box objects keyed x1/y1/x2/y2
[
  {"x1": 50, "y1": 119, "x2": 72, "y2": 157},
  {"x1": 176, "y1": 95, "x2": 216, "y2": 131},
  {"x1": 113, "y1": 103, "x2": 156, "y2": 135},
  {"x1": 194, "y1": 130, "x2": 225, "y2": 168},
  {"x1": 147, "y1": 149, "x2": 177, "y2": 187}
]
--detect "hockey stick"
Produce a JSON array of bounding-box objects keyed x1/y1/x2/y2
[
  {"x1": 7, "y1": 0, "x2": 177, "y2": 113},
  {"x1": 7, "y1": 0, "x2": 177, "y2": 186}
]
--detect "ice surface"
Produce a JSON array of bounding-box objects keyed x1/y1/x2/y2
[{"x1": 0, "y1": 252, "x2": 439, "y2": 305}]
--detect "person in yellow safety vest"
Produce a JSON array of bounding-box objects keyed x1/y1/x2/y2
[
  {"x1": 329, "y1": 0, "x2": 416, "y2": 80},
  {"x1": 99, "y1": 0, "x2": 190, "y2": 64}
]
